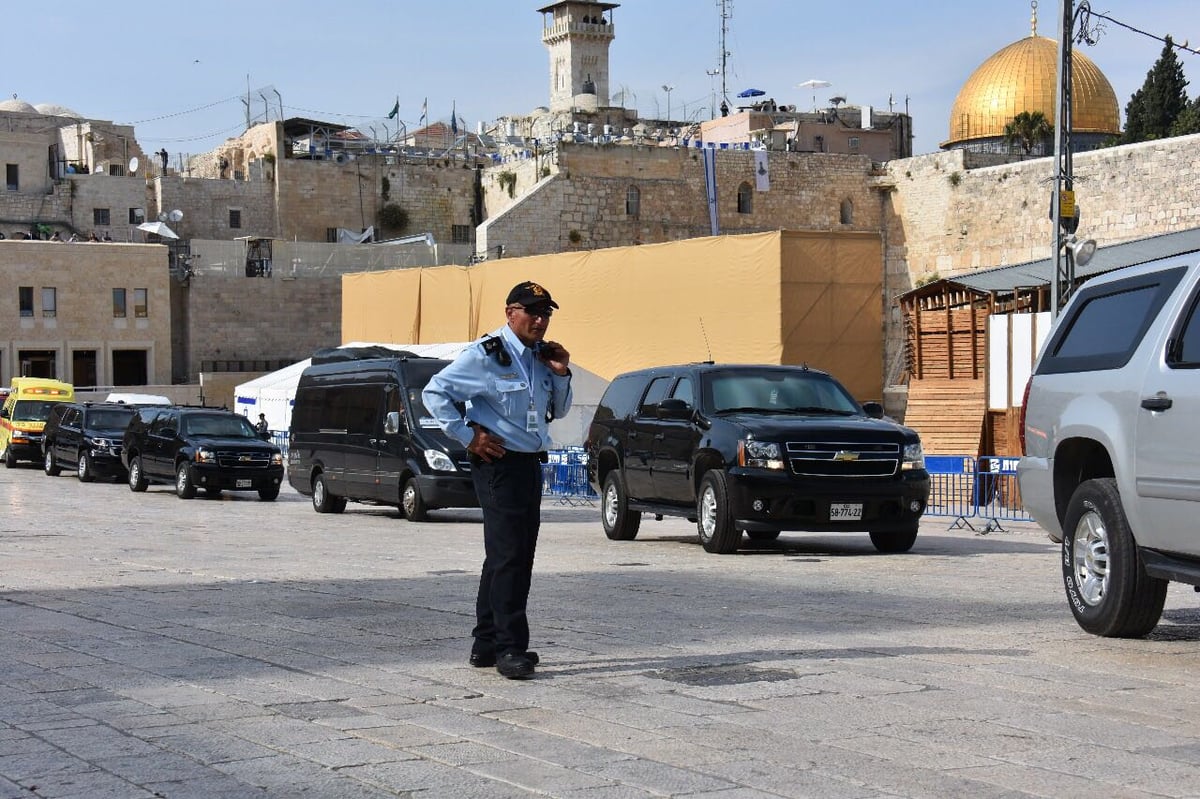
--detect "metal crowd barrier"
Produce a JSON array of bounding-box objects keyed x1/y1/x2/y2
[
  {"x1": 542, "y1": 448, "x2": 598, "y2": 506},
  {"x1": 924, "y1": 455, "x2": 1030, "y2": 533}
]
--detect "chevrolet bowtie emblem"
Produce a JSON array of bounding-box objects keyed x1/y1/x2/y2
[{"x1": 833, "y1": 450, "x2": 859, "y2": 462}]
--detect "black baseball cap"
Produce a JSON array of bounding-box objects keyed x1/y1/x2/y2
[{"x1": 506, "y1": 280, "x2": 559, "y2": 309}]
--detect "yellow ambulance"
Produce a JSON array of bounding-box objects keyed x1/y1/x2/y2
[{"x1": 0, "y1": 378, "x2": 74, "y2": 467}]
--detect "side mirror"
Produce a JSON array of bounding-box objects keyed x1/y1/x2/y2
[
  {"x1": 384, "y1": 411, "x2": 402, "y2": 435},
  {"x1": 0, "y1": 407, "x2": 8, "y2": 419},
  {"x1": 657, "y1": 398, "x2": 692, "y2": 420},
  {"x1": 861, "y1": 401, "x2": 885, "y2": 419}
]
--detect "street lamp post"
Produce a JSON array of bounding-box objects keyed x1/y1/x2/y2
[{"x1": 661, "y1": 84, "x2": 675, "y2": 123}]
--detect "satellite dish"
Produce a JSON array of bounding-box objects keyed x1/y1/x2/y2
[
  {"x1": 168, "y1": 209, "x2": 183, "y2": 222},
  {"x1": 158, "y1": 212, "x2": 169, "y2": 223},
  {"x1": 128, "y1": 156, "x2": 139, "y2": 175}
]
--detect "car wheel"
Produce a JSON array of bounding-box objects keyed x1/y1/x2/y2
[
  {"x1": 401, "y1": 476, "x2": 428, "y2": 521},
  {"x1": 869, "y1": 526, "x2": 918, "y2": 553},
  {"x1": 175, "y1": 462, "x2": 197, "y2": 499},
  {"x1": 258, "y1": 485, "x2": 280, "y2": 501},
  {"x1": 697, "y1": 471, "x2": 741, "y2": 554},
  {"x1": 128, "y1": 456, "x2": 147, "y2": 492},
  {"x1": 76, "y1": 452, "x2": 94, "y2": 482},
  {"x1": 1062, "y1": 478, "x2": 1167, "y2": 638},
  {"x1": 44, "y1": 446, "x2": 61, "y2": 476},
  {"x1": 3, "y1": 445, "x2": 17, "y2": 468},
  {"x1": 601, "y1": 471, "x2": 640, "y2": 540},
  {"x1": 312, "y1": 473, "x2": 345, "y2": 513}
]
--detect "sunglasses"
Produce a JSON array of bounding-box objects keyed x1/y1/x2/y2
[{"x1": 511, "y1": 305, "x2": 554, "y2": 319}]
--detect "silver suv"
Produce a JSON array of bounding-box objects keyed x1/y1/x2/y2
[{"x1": 1018, "y1": 252, "x2": 1200, "y2": 637}]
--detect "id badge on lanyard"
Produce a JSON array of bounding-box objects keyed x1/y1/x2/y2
[{"x1": 526, "y1": 402, "x2": 540, "y2": 433}]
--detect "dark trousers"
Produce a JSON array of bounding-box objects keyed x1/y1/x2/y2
[{"x1": 470, "y1": 451, "x2": 543, "y2": 656}]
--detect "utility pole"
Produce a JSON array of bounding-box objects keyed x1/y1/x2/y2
[{"x1": 1050, "y1": 0, "x2": 1075, "y2": 318}]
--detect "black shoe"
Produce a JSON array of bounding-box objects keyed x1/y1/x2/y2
[
  {"x1": 496, "y1": 652, "x2": 536, "y2": 680},
  {"x1": 470, "y1": 650, "x2": 539, "y2": 668}
]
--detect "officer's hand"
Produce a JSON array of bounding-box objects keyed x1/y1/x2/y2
[
  {"x1": 468, "y1": 427, "x2": 506, "y2": 463},
  {"x1": 539, "y1": 341, "x2": 571, "y2": 376}
]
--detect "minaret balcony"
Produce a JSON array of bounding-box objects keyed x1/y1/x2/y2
[{"x1": 542, "y1": 20, "x2": 614, "y2": 42}]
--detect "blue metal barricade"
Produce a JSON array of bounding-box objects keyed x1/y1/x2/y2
[
  {"x1": 923, "y1": 455, "x2": 1031, "y2": 532},
  {"x1": 542, "y1": 449, "x2": 597, "y2": 506}
]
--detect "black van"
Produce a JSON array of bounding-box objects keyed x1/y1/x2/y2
[{"x1": 287, "y1": 350, "x2": 477, "y2": 519}]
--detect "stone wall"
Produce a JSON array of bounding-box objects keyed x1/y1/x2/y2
[
  {"x1": 480, "y1": 144, "x2": 883, "y2": 257},
  {"x1": 180, "y1": 275, "x2": 341, "y2": 380},
  {"x1": 155, "y1": 175, "x2": 275, "y2": 241}
]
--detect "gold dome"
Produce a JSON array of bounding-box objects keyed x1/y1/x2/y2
[{"x1": 945, "y1": 34, "x2": 1120, "y2": 146}]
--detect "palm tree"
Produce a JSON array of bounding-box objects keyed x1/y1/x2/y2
[{"x1": 1003, "y1": 111, "x2": 1054, "y2": 155}]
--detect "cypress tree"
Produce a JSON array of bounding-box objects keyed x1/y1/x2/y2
[{"x1": 1121, "y1": 36, "x2": 1189, "y2": 143}]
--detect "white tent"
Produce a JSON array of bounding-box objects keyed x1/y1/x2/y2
[{"x1": 233, "y1": 342, "x2": 608, "y2": 447}]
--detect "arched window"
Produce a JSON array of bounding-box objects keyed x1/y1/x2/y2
[
  {"x1": 737, "y1": 182, "x2": 753, "y2": 214},
  {"x1": 840, "y1": 198, "x2": 853, "y2": 225},
  {"x1": 626, "y1": 185, "x2": 640, "y2": 217}
]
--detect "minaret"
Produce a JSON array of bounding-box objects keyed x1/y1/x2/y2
[{"x1": 539, "y1": 2, "x2": 619, "y2": 112}]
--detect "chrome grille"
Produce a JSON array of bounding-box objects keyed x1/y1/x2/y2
[
  {"x1": 786, "y1": 441, "x2": 900, "y2": 477},
  {"x1": 216, "y1": 451, "x2": 274, "y2": 469}
]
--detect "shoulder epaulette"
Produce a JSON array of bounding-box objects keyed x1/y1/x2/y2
[{"x1": 481, "y1": 335, "x2": 511, "y2": 366}]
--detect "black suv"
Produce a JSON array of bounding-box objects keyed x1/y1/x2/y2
[
  {"x1": 586, "y1": 363, "x2": 930, "y2": 554},
  {"x1": 122, "y1": 407, "x2": 284, "y2": 500},
  {"x1": 42, "y1": 402, "x2": 138, "y2": 481}
]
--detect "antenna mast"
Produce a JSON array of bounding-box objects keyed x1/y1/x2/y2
[{"x1": 717, "y1": 0, "x2": 732, "y2": 114}]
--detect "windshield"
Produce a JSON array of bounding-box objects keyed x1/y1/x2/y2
[
  {"x1": 88, "y1": 409, "x2": 134, "y2": 430},
  {"x1": 12, "y1": 399, "x2": 62, "y2": 423},
  {"x1": 704, "y1": 371, "x2": 860, "y2": 415},
  {"x1": 182, "y1": 414, "x2": 257, "y2": 438}
]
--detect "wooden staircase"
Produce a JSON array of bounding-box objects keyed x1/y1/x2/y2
[{"x1": 903, "y1": 378, "x2": 986, "y2": 456}]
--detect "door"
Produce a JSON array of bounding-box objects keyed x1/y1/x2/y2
[
  {"x1": 651, "y1": 376, "x2": 702, "y2": 503},
  {"x1": 145, "y1": 411, "x2": 178, "y2": 477},
  {"x1": 624, "y1": 376, "x2": 672, "y2": 500},
  {"x1": 59, "y1": 406, "x2": 82, "y2": 466},
  {"x1": 338, "y1": 383, "x2": 384, "y2": 499},
  {"x1": 371, "y1": 384, "x2": 408, "y2": 503},
  {"x1": 1135, "y1": 289, "x2": 1200, "y2": 552}
]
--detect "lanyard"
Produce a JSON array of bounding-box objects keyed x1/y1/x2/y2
[{"x1": 505, "y1": 339, "x2": 537, "y2": 409}]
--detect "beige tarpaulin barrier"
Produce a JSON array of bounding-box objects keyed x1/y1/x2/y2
[{"x1": 342, "y1": 230, "x2": 883, "y2": 399}]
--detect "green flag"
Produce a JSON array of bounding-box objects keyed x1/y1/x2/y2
[{"x1": 387, "y1": 100, "x2": 399, "y2": 120}]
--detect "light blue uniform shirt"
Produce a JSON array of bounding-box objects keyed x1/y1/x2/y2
[{"x1": 422, "y1": 324, "x2": 573, "y2": 453}]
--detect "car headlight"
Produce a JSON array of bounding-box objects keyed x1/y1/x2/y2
[
  {"x1": 901, "y1": 442, "x2": 925, "y2": 471},
  {"x1": 11, "y1": 431, "x2": 30, "y2": 443},
  {"x1": 738, "y1": 439, "x2": 785, "y2": 470},
  {"x1": 194, "y1": 448, "x2": 217, "y2": 463},
  {"x1": 424, "y1": 448, "x2": 456, "y2": 472},
  {"x1": 271, "y1": 452, "x2": 283, "y2": 466}
]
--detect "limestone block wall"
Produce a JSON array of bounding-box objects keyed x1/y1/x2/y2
[
  {"x1": 482, "y1": 154, "x2": 556, "y2": 220},
  {"x1": 69, "y1": 175, "x2": 153, "y2": 240},
  {"x1": 481, "y1": 145, "x2": 882, "y2": 257},
  {"x1": 0, "y1": 241, "x2": 172, "y2": 386},
  {"x1": 155, "y1": 176, "x2": 276, "y2": 241},
  {"x1": 274, "y1": 158, "x2": 476, "y2": 246},
  {"x1": 180, "y1": 275, "x2": 342, "y2": 379}
]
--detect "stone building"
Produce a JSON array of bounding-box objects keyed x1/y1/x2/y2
[{"x1": 0, "y1": 240, "x2": 171, "y2": 386}]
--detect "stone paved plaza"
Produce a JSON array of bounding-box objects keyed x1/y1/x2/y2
[{"x1": 3, "y1": 464, "x2": 1200, "y2": 798}]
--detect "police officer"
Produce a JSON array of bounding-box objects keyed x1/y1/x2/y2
[{"x1": 422, "y1": 280, "x2": 572, "y2": 679}]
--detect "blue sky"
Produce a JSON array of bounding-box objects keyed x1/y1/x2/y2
[{"x1": 5, "y1": 1, "x2": 1196, "y2": 156}]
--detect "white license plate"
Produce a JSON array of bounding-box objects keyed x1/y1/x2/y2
[
  {"x1": 829, "y1": 503, "x2": 863, "y2": 521},
  {"x1": 236, "y1": 479, "x2": 252, "y2": 488}
]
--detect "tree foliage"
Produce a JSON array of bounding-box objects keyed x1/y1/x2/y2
[
  {"x1": 1003, "y1": 111, "x2": 1054, "y2": 154},
  {"x1": 378, "y1": 203, "x2": 408, "y2": 232},
  {"x1": 1122, "y1": 36, "x2": 1189, "y2": 144}
]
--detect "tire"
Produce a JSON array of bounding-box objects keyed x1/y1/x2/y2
[
  {"x1": 1062, "y1": 478, "x2": 1167, "y2": 638},
  {"x1": 127, "y1": 455, "x2": 148, "y2": 492},
  {"x1": 869, "y1": 525, "x2": 919, "y2": 553},
  {"x1": 175, "y1": 462, "x2": 197, "y2": 499},
  {"x1": 258, "y1": 485, "x2": 280, "y2": 501},
  {"x1": 312, "y1": 473, "x2": 345, "y2": 514},
  {"x1": 401, "y1": 476, "x2": 428, "y2": 521},
  {"x1": 76, "y1": 452, "x2": 94, "y2": 482},
  {"x1": 601, "y1": 471, "x2": 641, "y2": 540},
  {"x1": 697, "y1": 471, "x2": 741, "y2": 554},
  {"x1": 746, "y1": 530, "x2": 780, "y2": 542},
  {"x1": 44, "y1": 446, "x2": 61, "y2": 476},
  {"x1": 3, "y1": 445, "x2": 17, "y2": 468}
]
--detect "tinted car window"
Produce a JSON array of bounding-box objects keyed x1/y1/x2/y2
[
  {"x1": 705, "y1": 371, "x2": 858, "y2": 414},
  {"x1": 182, "y1": 413, "x2": 257, "y2": 438},
  {"x1": 637, "y1": 376, "x2": 673, "y2": 417},
  {"x1": 1169, "y1": 291, "x2": 1200, "y2": 367},
  {"x1": 671, "y1": 377, "x2": 694, "y2": 405},
  {"x1": 1040, "y1": 266, "x2": 1186, "y2": 374},
  {"x1": 592, "y1": 374, "x2": 646, "y2": 422},
  {"x1": 88, "y1": 408, "x2": 134, "y2": 429}
]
